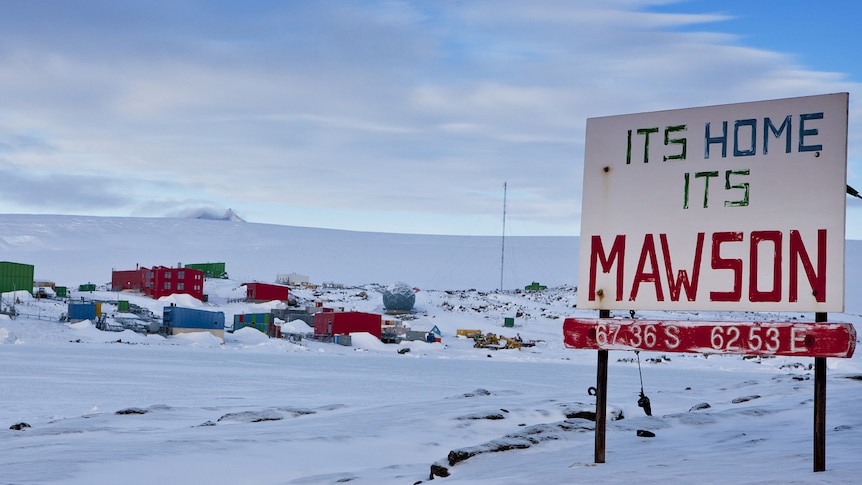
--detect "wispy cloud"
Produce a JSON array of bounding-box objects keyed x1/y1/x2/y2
[
  {"x1": 0, "y1": 0, "x2": 858, "y2": 235},
  {"x1": 0, "y1": 168, "x2": 129, "y2": 209}
]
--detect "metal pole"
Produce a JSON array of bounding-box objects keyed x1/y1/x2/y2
[
  {"x1": 595, "y1": 309, "x2": 610, "y2": 463},
  {"x1": 500, "y1": 182, "x2": 507, "y2": 291},
  {"x1": 814, "y1": 312, "x2": 827, "y2": 472}
]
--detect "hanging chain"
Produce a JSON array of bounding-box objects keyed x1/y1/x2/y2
[{"x1": 635, "y1": 350, "x2": 652, "y2": 416}]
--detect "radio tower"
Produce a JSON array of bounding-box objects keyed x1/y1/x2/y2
[{"x1": 500, "y1": 182, "x2": 507, "y2": 291}]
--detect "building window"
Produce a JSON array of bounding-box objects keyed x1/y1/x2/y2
[
  {"x1": 164, "y1": 282, "x2": 171, "y2": 290},
  {"x1": 178, "y1": 271, "x2": 185, "y2": 279},
  {"x1": 164, "y1": 271, "x2": 171, "y2": 279},
  {"x1": 177, "y1": 283, "x2": 184, "y2": 291}
]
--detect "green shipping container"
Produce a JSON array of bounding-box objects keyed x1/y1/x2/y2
[
  {"x1": 185, "y1": 262, "x2": 227, "y2": 279},
  {"x1": 0, "y1": 261, "x2": 35, "y2": 295},
  {"x1": 118, "y1": 300, "x2": 130, "y2": 312},
  {"x1": 233, "y1": 313, "x2": 273, "y2": 332},
  {"x1": 55, "y1": 286, "x2": 67, "y2": 298},
  {"x1": 79, "y1": 283, "x2": 96, "y2": 292},
  {"x1": 503, "y1": 317, "x2": 515, "y2": 328}
]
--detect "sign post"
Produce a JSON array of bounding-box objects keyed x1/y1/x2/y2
[
  {"x1": 569, "y1": 93, "x2": 852, "y2": 471},
  {"x1": 595, "y1": 309, "x2": 609, "y2": 464},
  {"x1": 814, "y1": 312, "x2": 827, "y2": 472}
]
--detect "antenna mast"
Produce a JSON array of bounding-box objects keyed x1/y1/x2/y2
[{"x1": 500, "y1": 182, "x2": 507, "y2": 291}]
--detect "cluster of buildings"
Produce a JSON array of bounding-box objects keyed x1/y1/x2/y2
[
  {"x1": 1, "y1": 260, "x2": 439, "y2": 346},
  {"x1": 111, "y1": 265, "x2": 207, "y2": 300}
]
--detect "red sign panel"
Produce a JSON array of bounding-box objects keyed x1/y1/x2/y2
[{"x1": 563, "y1": 318, "x2": 855, "y2": 358}]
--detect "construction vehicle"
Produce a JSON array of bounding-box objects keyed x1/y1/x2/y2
[
  {"x1": 498, "y1": 335, "x2": 522, "y2": 350},
  {"x1": 472, "y1": 332, "x2": 521, "y2": 350}
]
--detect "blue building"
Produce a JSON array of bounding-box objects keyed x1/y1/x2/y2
[{"x1": 162, "y1": 306, "x2": 225, "y2": 340}]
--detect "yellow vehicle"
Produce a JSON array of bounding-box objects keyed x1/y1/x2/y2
[
  {"x1": 498, "y1": 335, "x2": 521, "y2": 350},
  {"x1": 473, "y1": 332, "x2": 521, "y2": 350}
]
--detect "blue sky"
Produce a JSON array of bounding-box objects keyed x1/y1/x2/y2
[
  {"x1": 0, "y1": 0, "x2": 860, "y2": 237},
  {"x1": 651, "y1": 0, "x2": 857, "y2": 80}
]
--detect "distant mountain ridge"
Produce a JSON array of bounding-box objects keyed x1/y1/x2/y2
[{"x1": 186, "y1": 208, "x2": 246, "y2": 222}]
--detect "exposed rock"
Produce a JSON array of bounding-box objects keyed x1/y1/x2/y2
[
  {"x1": 732, "y1": 395, "x2": 761, "y2": 404},
  {"x1": 429, "y1": 463, "x2": 450, "y2": 479},
  {"x1": 217, "y1": 409, "x2": 283, "y2": 423},
  {"x1": 458, "y1": 389, "x2": 492, "y2": 398},
  {"x1": 440, "y1": 419, "x2": 594, "y2": 471},
  {"x1": 559, "y1": 402, "x2": 624, "y2": 422},
  {"x1": 646, "y1": 355, "x2": 671, "y2": 363},
  {"x1": 565, "y1": 410, "x2": 596, "y2": 420},
  {"x1": 740, "y1": 408, "x2": 772, "y2": 416},
  {"x1": 275, "y1": 406, "x2": 317, "y2": 417},
  {"x1": 454, "y1": 411, "x2": 506, "y2": 421},
  {"x1": 448, "y1": 439, "x2": 531, "y2": 466},
  {"x1": 9, "y1": 422, "x2": 30, "y2": 430},
  {"x1": 115, "y1": 407, "x2": 148, "y2": 415},
  {"x1": 689, "y1": 402, "x2": 711, "y2": 411}
]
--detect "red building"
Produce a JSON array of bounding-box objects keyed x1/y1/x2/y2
[
  {"x1": 244, "y1": 282, "x2": 290, "y2": 302},
  {"x1": 112, "y1": 269, "x2": 145, "y2": 291},
  {"x1": 111, "y1": 265, "x2": 205, "y2": 301},
  {"x1": 313, "y1": 311, "x2": 382, "y2": 339}
]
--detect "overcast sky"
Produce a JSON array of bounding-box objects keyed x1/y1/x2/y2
[{"x1": 1, "y1": 0, "x2": 860, "y2": 237}]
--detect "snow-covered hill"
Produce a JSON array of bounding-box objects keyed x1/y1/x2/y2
[
  {"x1": 3, "y1": 213, "x2": 862, "y2": 314},
  {"x1": 0, "y1": 214, "x2": 577, "y2": 294}
]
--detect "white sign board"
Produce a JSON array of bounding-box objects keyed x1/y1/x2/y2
[{"x1": 578, "y1": 93, "x2": 848, "y2": 312}]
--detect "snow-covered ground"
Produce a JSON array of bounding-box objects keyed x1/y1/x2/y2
[{"x1": 1, "y1": 215, "x2": 862, "y2": 484}]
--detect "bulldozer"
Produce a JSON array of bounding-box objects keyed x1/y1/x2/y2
[
  {"x1": 498, "y1": 335, "x2": 522, "y2": 350},
  {"x1": 473, "y1": 332, "x2": 521, "y2": 350}
]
